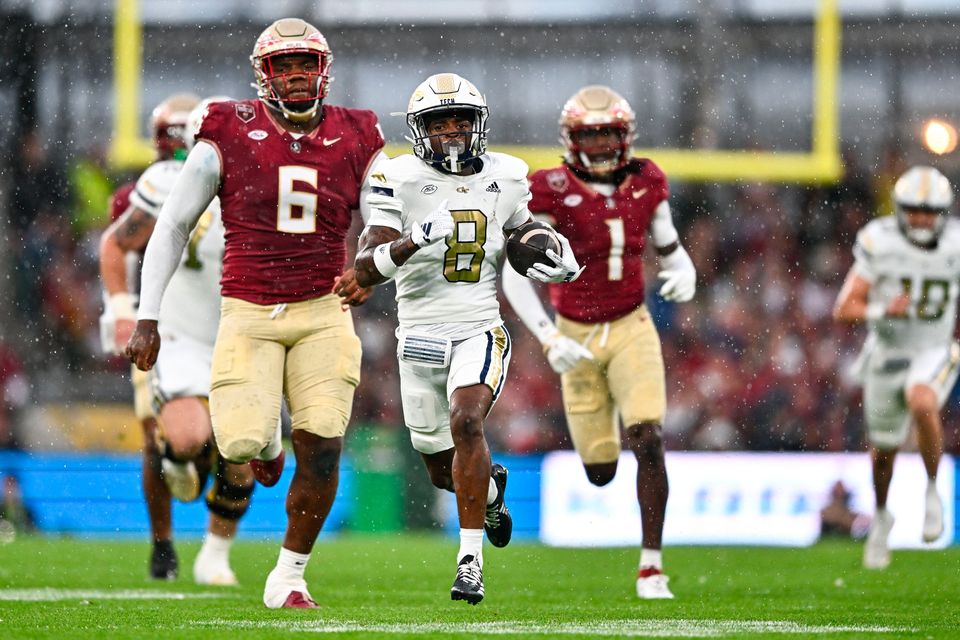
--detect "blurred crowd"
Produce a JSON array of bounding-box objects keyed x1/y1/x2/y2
[{"x1": 3, "y1": 129, "x2": 959, "y2": 456}]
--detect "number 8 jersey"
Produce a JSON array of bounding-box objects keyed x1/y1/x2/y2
[
  {"x1": 853, "y1": 215, "x2": 960, "y2": 352},
  {"x1": 366, "y1": 152, "x2": 531, "y2": 328}
]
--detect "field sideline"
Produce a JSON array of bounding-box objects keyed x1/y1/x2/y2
[{"x1": 0, "y1": 535, "x2": 957, "y2": 639}]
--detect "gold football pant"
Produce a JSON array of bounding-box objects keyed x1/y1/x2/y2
[
  {"x1": 556, "y1": 305, "x2": 666, "y2": 464},
  {"x1": 210, "y1": 295, "x2": 362, "y2": 462}
]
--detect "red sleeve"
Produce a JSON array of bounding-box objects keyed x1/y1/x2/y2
[
  {"x1": 528, "y1": 169, "x2": 563, "y2": 216},
  {"x1": 109, "y1": 182, "x2": 136, "y2": 221},
  {"x1": 636, "y1": 158, "x2": 670, "y2": 203},
  {"x1": 195, "y1": 100, "x2": 237, "y2": 152}
]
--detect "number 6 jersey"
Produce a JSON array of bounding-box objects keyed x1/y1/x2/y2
[
  {"x1": 853, "y1": 215, "x2": 960, "y2": 352},
  {"x1": 197, "y1": 99, "x2": 384, "y2": 304},
  {"x1": 366, "y1": 152, "x2": 531, "y2": 329}
]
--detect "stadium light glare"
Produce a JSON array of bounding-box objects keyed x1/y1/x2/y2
[{"x1": 922, "y1": 119, "x2": 958, "y2": 156}]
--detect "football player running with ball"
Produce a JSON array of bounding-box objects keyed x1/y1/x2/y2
[
  {"x1": 101, "y1": 95, "x2": 255, "y2": 586},
  {"x1": 833, "y1": 166, "x2": 959, "y2": 569},
  {"x1": 127, "y1": 18, "x2": 385, "y2": 608},
  {"x1": 501, "y1": 86, "x2": 697, "y2": 599},
  {"x1": 354, "y1": 73, "x2": 582, "y2": 605}
]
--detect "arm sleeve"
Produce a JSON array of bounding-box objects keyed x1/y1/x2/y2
[
  {"x1": 501, "y1": 264, "x2": 558, "y2": 343},
  {"x1": 137, "y1": 141, "x2": 221, "y2": 320},
  {"x1": 650, "y1": 200, "x2": 680, "y2": 248}
]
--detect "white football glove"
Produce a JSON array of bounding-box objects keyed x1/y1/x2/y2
[
  {"x1": 527, "y1": 232, "x2": 584, "y2": 283},
  {"x1": 411, "y1": 199, "x2": 455, "y2": 247},
  {"x1": 544, "y1": 332, "x2": 594, "y2": 374},
  {"x1": 657, "y1": 244, "x2": 696, "y2": 302}
]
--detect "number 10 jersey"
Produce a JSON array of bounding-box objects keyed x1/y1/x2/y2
[{"x1": 853, "y1": 216, "x2": 960, "y2": 353}]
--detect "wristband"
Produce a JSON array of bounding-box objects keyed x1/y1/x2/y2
[
  {"x1": 373, "y1": 243, "x2": 399, "y2": 279},
  {"x1": 865, "y1": 301, "x2": 885, "y2": 322},
  {"x1": 108, "y1": 292, "x2": 136, "y2": 320}
]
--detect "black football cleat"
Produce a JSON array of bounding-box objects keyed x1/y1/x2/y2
[
  {"x1": 150, "y1": 540, "x2": 178, "y2": 581},
  {"x1": 450, "y1": 555, "x2": 484, "y2": 605},
  {"x1": 484, "y1": 463, "x2": 512, "y2": 548}
]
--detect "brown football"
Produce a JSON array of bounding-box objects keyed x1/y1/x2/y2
[{"x1": 506, "y1": 220, "x2": 560, "y2": 276}]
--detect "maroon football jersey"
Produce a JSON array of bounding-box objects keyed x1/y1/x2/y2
[
  {"x1": 109, "y1": 181, "x2": 136, "y2": 221},
  {"x1": 198, "y1": 99, "x2": 383, "y2": 304},
  {"x1": 528, "y1": 159, "x2": 668, "y2": 323}
]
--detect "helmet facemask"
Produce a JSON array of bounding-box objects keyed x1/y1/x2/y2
[
  {"x1": 896, "y1": 206, "x2": 947, "y2": 247},
  {"x1": 408, "y1": 106, "x2": 488, "y2": 173},
  {"x1": 254, "y1": 50, "x2": 331, "y2": 122},
  {"x1": 562, "y1": 124, "x2": 632, "y2": 177}
]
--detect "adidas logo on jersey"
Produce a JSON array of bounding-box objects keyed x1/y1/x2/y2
[{"x1": 485, "y1": 182, "x2": 501, "y2": 193}]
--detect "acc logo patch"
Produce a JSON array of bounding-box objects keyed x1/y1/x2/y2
[
  {"x1": 421, "y1": 184, "x2": 438, "y2": 195},
  {"x1": 235, "y1": 103, "x2": 255, "y2": 123},
  {"x1": 546, "y1": 170, "x2": 568, "y2": 192},
  {"x1": 247, "y1": 130, "x2": 268, "y2": 140},
  {"x1": 563, "y1": 194, "x2": 583, "y2": 207}
]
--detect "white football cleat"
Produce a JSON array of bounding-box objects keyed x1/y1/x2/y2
[
  {"x1": 193, "y1": 549, "x2": 238, "y2": 586},
  {"x1": 161, "y1": 458, "x2": 201, "y2": 502},
  {"x1": 263, "y1": 566, "x2": 318, "y2": 609},
  {"x1": 636, "y1": 569, "x2": 674, "y2": 599},
  {"x1": 922, "y1": 483, "x2": 944, "y2": 543},
  {"x1": 863, "y1": 508, "x2": 894, "y2": 570}
]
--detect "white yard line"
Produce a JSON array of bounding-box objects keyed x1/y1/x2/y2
[
  {"x1": 195, "y1": 618, "x2": 912, "y2": 637},
  {"x1": 0, "y1": 588, "x2": 236, "y2": 602}
]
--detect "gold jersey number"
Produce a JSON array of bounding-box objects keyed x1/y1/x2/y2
[
  {"x1": 443, "y1": 209, "x2": 487, "y2": 283},
  {"x1": 900, "y1": 276, "x2": 951, "y2": 321}
]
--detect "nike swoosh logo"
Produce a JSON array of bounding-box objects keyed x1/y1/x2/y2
[
  {"x1": 632, "y1": 188, "x2": 648, "y2": 199},
  {"x1": 322, "y1": 137, "x2": 342, "y2": 146}
]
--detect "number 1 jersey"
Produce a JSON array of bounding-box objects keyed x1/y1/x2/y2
[{"x1": 528, "y1": 159, "x2": 668, "y2": 323}]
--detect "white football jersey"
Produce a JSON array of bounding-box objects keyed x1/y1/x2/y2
[
  {"x1": 133, "y1": 160, "x2": 224, "y2": 346},
  {"x1": 366, "y1": 152, "x2": 531, "y2": 331},
  {"x1": 852, "y1": 216, "x2": 960, "y2": 352}
]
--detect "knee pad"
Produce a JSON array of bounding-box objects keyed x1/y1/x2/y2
[{"x1": 205, "y1": 458, "x2": 254, "y2": 521}]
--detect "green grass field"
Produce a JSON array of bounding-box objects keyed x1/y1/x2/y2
[{"x1": 0, "y1": 535, "x2": 957, "y2": 639}]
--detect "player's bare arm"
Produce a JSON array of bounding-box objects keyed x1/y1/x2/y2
[
  {"x1": 354, "y1": 225, "x2": 413, "y2": 287},
  {"x1": 99, "y1": 207, "x2": 156, "y2": 293},
  {"x1": 99, "y1": 206, "x2": 159, "y2": 351},
  {"x1": 833, "y1": 270, "x2": 909, "y2": 323}
]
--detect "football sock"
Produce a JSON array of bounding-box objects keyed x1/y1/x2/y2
[
  {"x1": 276, "y1": 547, "x2": 311, "y2": 580},
  {"x1": 199, "y1": 532, "x2": 232, "y2": 560},
  {"x1": 486, "y1": 476, "x2": 498, "y2": 505},
  {"x1": 458, "y1": 529, "x2": 484, "y2": 567},
  {"x1": 639, "y1": 548, "x2": 663, "y2": 571}
]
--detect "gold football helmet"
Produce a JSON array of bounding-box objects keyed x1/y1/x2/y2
[
  {"x1": 250, "y1": 18, "x2": 333, "y2": 122},
  {"x1": 150, "y1": 93, "x2": 200, "y2": 160},
  {"x1": 559, "y1": 85, "x2": 636, "y2": 176},
  {"x1": 406, "y1": 73, "x2": 488, "y2": 173}
]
